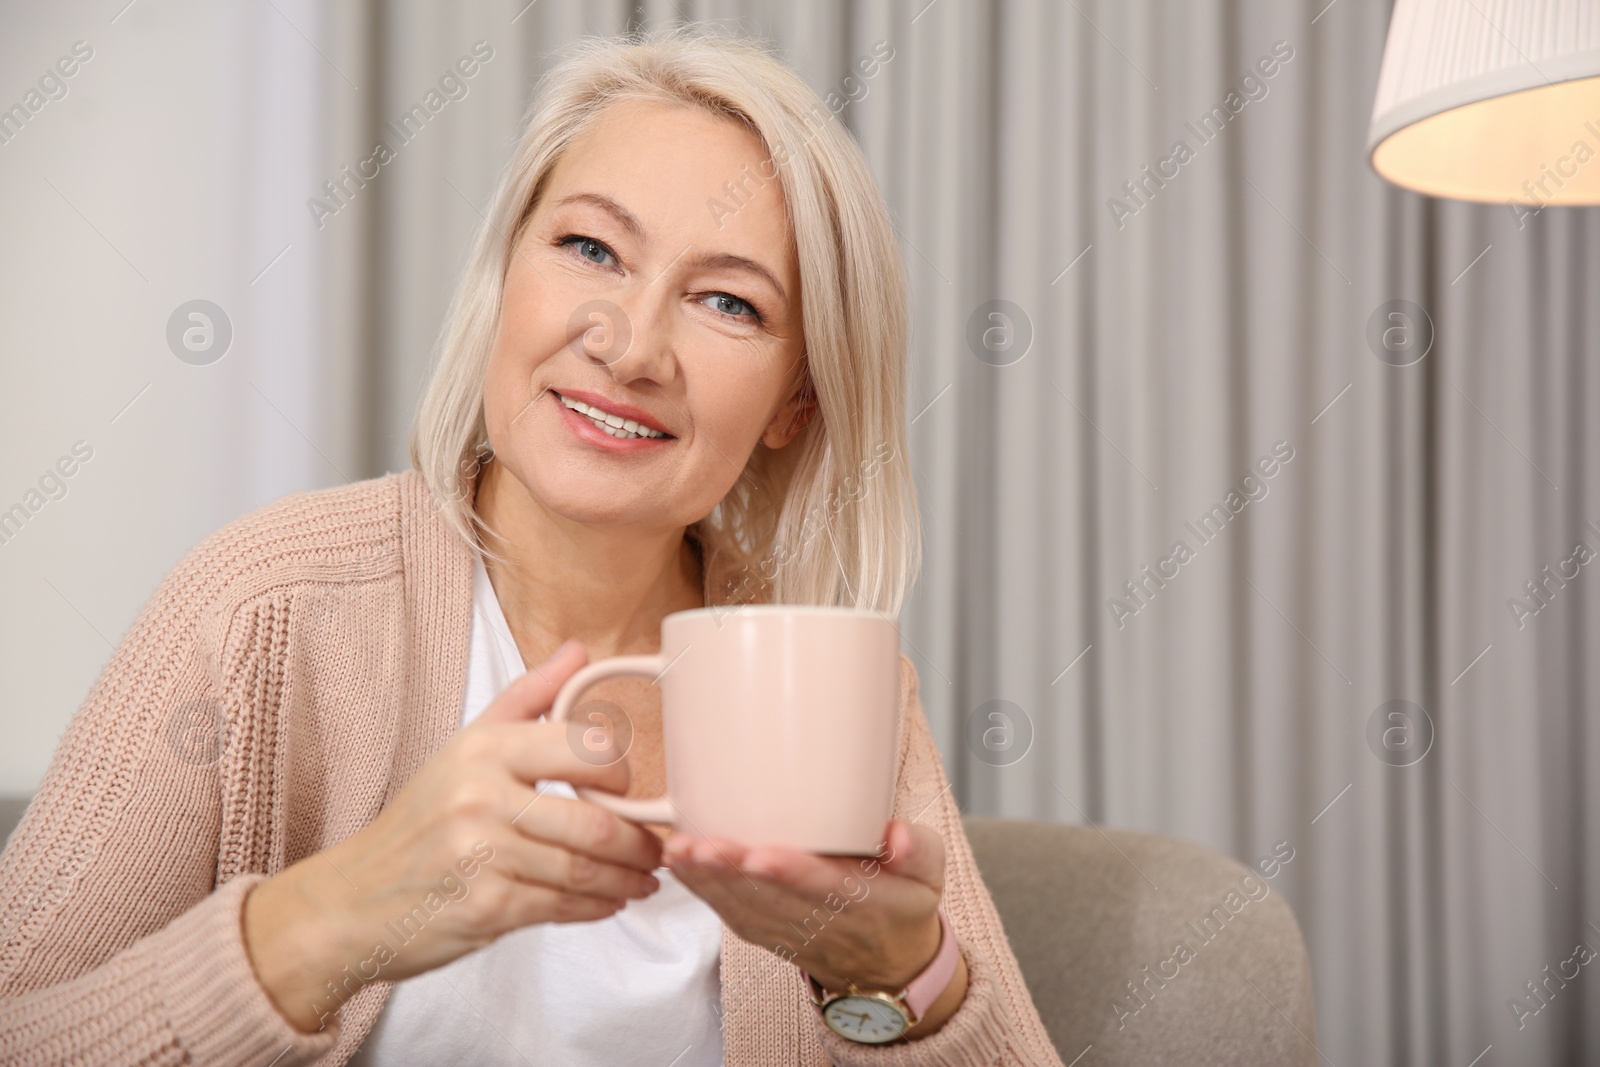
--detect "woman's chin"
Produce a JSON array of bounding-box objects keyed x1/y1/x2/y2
[{"x1": 523, "y1": 482, "x2": 668, "y2": 528}]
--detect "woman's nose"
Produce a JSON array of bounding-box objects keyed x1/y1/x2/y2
[{"x1": 577, "y1": 291, "x2": 678, "y2": 386}]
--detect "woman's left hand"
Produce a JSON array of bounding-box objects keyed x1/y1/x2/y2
[{"x1": 663, "y1": 818, "x2": 946, "y2": 994}]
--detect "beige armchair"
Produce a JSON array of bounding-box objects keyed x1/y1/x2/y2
[{"x1": 962, "y1": 816, "x2": 1318, "y2": 1065}]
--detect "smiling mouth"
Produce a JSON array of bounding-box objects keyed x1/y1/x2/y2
[{"x1": 553, "y1": 391, "x2": 674, "y2": 440}]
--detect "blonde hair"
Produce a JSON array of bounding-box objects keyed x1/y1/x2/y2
[{"x1": 408, "y1": 23, "x2": 919, "y2": 616}]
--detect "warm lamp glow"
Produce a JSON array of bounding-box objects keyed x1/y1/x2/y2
[
  {"x1": 1367, "y1": 0, "x2": 1600, "y2": 206},
  {"x1": 1372, "y1": 76, "x2": 1600, "y2": 205}
]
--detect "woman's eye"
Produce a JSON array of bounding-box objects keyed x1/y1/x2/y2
[
  {"x1": 701, "y1": 292, "x2": 759, "y2": 322},
  {"x1": 558, "y1": 234, "x2": 616, "y2": 268}
]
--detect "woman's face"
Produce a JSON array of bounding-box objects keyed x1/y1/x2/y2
[{"x1": 482, "y1": 97, "x2": 811, "y2": 531}]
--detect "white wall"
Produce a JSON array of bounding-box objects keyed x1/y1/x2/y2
[{"x1": 0, "y1": 0, "x2": 328, "y2": 792}]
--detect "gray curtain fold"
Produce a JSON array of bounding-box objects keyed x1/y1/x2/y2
[{"x1": 320, "y1": 2, "x2": 1600, "y2": 1063}]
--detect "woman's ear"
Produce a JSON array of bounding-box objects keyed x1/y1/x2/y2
[{"x1": 761, "y1": 379, "x2": 817, "y2": 449}]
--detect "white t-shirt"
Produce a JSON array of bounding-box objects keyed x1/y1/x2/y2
[{"x1": 350, "y1": 554, "x2": 725, "y2": 1066}]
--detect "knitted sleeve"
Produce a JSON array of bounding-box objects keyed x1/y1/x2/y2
[
  {"x1": 808, "y1": 655, "x2": 1065, "y2": 1067},
  {"x1": 0, "y1": 545, "x2": 338, "y2": 1066}
]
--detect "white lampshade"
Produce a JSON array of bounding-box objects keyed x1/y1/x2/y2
[{"x1": 1368, "y1": 0, "x2": 1600, "y2": 205}]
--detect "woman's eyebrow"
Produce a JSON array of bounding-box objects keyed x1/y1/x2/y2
[
  {"x1": 685, "y1": 250, "x2": 787, "y2": 303},
  {"x1": 553, "y1": 192, "x2": 647, "y2": 243}
]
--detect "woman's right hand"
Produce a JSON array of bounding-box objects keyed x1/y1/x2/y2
[{"x1": 242, "y1": 640, "x2": 663, "y2": 1034}]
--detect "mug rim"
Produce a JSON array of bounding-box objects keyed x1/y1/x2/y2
[{"x1": 666, "y1": 604, "x2": 898, "y2": 623}]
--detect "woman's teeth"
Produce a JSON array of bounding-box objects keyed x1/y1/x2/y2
[{"x1": 558, "y1": 393, "x2": 668, "y2": 440}]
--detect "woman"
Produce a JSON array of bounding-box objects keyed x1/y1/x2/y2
[{"x1": 0, "y1": 26, "x2": 1062, "y2": 1067}]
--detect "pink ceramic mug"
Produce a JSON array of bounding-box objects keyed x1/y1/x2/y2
[{"x1": 547, "y1": 605, "x2": 902, "y2": 855}]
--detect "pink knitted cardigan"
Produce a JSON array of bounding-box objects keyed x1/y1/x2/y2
[{"x1": 0, "y1": 469, "x2": 1062, "y2": 1066}]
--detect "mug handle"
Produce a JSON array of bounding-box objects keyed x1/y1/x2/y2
[{"x1": 546, "y1": 655, "x2": 676, "y2": 825}]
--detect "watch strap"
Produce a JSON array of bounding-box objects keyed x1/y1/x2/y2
[
  {"x1": 803, "y1": 907, "x2": 958, "y2": 1025},
  {"x1": 903, "y1": 907, "x2": 958, "y2": 1021}
]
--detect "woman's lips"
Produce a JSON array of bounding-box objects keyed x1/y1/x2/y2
[
  {"x1": 553, "y1": 387, "x2": 673, "y2": 436},
  {"x1": 552, "y1": 390, "x2": 675, "y2": 452}
]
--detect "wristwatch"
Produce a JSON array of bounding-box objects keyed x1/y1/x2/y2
[{"x1": 802, "y1": 908, "x2": 960, "y2": 1044}]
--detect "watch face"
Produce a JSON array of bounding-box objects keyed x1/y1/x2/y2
[{"x1": 822, "y1": 994, "x2": 910, "y2": 1044}]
